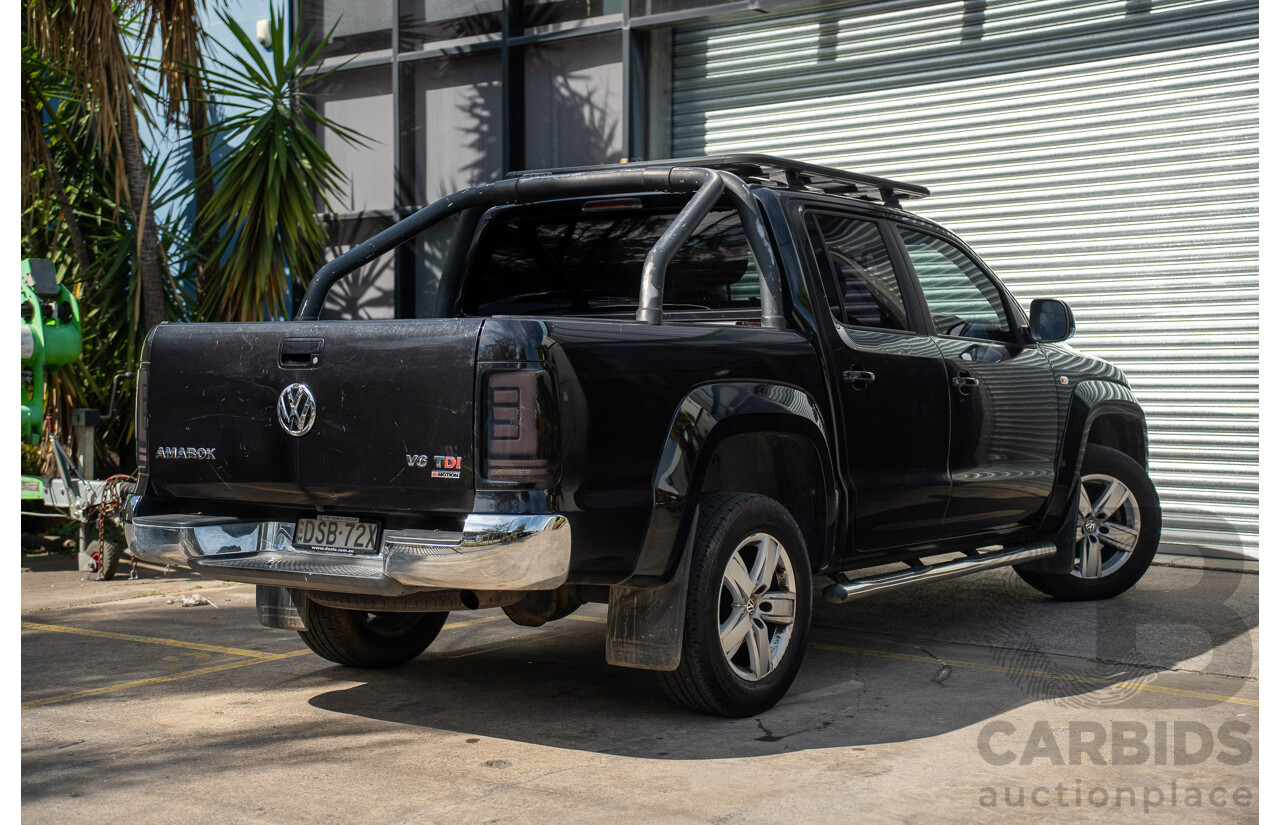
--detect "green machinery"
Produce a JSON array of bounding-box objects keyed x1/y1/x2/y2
[
  {"x1": 21, "y1": 258, "x2": 81, "y2": 449},
  {"x1": 21, "y1": 258, "x2": 132, "y2": 579}
]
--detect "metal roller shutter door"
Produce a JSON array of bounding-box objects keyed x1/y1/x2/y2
[{"x1": 671, "y1": 0, "x2": 1258, "y2": 558}]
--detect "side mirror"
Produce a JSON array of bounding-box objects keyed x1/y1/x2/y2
[{"x1": 1029, "y1": 298, "x2": 1075, "y2": 343}]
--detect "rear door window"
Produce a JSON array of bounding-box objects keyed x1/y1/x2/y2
[{"x1": 804, "y1": 212, "x2": 911, "y2": 332}]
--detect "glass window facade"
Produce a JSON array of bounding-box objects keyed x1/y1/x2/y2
[
  {"x1": 299, "y1": 0, "x2": 393, "y2": 61},
  {"x1": 398, "y1": 0, "x2": 503, "y2": 52},
  {"x1": 524, "y1": 33, "x2": 624, "y2": 170},
  {"x1": 319, "y1": 215, "x2": 399, "y2": 320},
  {"x1": 523, "y1": 0, "x2": 623, "y2": 32},
  {"x1": 296, "y1": 0, "x2": 689, "y2": 318},
  {"x1": 401, "y1": 53, "x2": 505, "y2": 204},
  {"x1": 310, "y1": 66, "x2": 395, "y2": 214}
]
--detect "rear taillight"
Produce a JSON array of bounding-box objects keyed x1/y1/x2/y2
[
  {"x1": 135, "y1": 336, "x2": 153, "y2": 479},
  {"x1": 479, "y1": 367, "x2": 558, "y2": 487},
  {"x1": 134, "y1": 364, "x2": 149, "y2": 479}
]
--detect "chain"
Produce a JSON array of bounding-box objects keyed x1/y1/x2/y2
[
  {"x1": 95, "y1": 500, "x2": 106, "y2": 571},
  {"x1": 95, "y1": 475, "x2": 138, "y2": 580}
]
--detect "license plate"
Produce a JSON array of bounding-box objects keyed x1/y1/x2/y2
[{"x1": 293, "y1": 514, "x2": 381, "y2": 555}]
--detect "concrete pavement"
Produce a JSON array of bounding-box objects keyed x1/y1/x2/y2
[{"x1": 20, "y1": 549, "x2": 1258, "y2": 823}]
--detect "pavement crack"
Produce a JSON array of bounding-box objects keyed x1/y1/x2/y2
[
  {"x1": 1165, "y1": 667, "x2": 1258, "y2": 682},
  {"x1": 524, "y1": 764, "x2": 584, "y2": 785},
  {"x1": 754, "y1": 717, "x2": 779, "y2": 742},
  {"x1": 755, "y1": 716, "x2": 833, "y2": 743}
]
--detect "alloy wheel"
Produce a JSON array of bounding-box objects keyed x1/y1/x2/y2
[
  {"x1": 718, "y1": 532, "x2": 798, "y2": 681},
  {"x1": 1072, "y1": 473, "x2": 1142, "y2": 579}
]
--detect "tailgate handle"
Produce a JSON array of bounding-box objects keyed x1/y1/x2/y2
[{"x1": 279, "y1": 338, "x2": 324, "y2": 368}]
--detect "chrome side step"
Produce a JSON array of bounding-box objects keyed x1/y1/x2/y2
[{"x1": 822, "y1": 541, "x2": 1056, "y2": 604}]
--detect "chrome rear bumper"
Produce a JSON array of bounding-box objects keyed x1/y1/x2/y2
[{"x1": 124, "y1": 500, "x2": 570, "y2": 595}]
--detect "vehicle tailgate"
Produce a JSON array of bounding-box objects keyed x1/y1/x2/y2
[{"x1": 144, "y1": 319, "x2": 481, "y2": 514}]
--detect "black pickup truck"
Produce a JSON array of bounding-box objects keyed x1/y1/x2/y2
[{"x1": 125, "y1": 155, "x2": 1160, "y2": 716}]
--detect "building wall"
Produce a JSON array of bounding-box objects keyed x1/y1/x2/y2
[
  {"x1": 295, "y1": 0, "x2": 1258, "y2": 557},
  {"x1": 297, "y1": 0, "x2": 635, "y2": 318},
  {"x1": 671, "y1": 0, "x2": 1259, "y2": 558}
]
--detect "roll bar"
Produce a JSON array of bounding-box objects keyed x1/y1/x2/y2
[{"x1": 294, "y1": 167, "x2": 785, "y2": 330}]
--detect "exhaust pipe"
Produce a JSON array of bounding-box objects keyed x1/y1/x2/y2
[{"x1": 823, "y1": 541, "x2": 1056, "y2": 604}]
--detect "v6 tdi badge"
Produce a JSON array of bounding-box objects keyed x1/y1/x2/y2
[{"x1": 405, "y1": 453, "x2": 462, "y2": 479}]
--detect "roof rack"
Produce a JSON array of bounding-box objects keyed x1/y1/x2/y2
[{"x1": 511, "y1": 153, "x2": 929, "y2": 209}]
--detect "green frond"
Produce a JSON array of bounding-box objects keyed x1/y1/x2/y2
[{"x1": 194, "y1": 8, "x2": 364, "y2": 323}]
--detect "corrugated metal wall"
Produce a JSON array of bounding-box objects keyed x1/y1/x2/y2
[{"x1": 671, "y1": 0, "x2": 1258, "y2": 557}]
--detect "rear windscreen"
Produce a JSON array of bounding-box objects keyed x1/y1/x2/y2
[{"x1": 461, "y1": 207, "x2": 761, "y2": 317}]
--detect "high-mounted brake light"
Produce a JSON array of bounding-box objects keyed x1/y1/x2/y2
[
  {"x1": 582, "y1": 198, "x2": 642, "y2": 212},
  {"x1": 479, "y1": 367, "x2": 558, "y2": 487}
]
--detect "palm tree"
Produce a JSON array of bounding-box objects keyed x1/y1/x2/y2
[
  {"x1": 21, "y1": 44, "x2": 91, "y2": 276},
  {"x1": 145, "y1": 0, "x2": 218, "y2": 301},
  {"x1": 195, "y1": 9, "x2": 362, "y2": 322},
  {"x1": 24, "y1": 0, "x2": 168, "y2": 332},
  {"x1": 22, "y1": 2, "x2": 358, "y2": 471}
]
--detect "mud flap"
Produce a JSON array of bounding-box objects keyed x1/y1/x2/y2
[
  {"x1": 605, "y1": 506, "x2": 698, "y2": 671},
  {"x1": 256, "y1": 585, "x2": 310, "y2": 631},
  {"x1": 1017, "y1": 505, "x2": 1078, "y2": 575}
]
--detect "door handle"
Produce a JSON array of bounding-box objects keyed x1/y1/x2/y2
[
  {"x1": 279, "y1": 337, "x2": 324, "y2": 368},
  {"x1": 952, "y1": 374, "x2": 980, "y2": 389},
  {"x1": 843, "y1": 369, "x2": 877, "y2": 387}
]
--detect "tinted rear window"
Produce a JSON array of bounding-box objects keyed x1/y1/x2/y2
[{"x1": 461, "y1": 208, "x2": 761, "y2": 317}]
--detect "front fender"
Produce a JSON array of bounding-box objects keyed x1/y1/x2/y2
[
  {"x1": 1031, "y1": 380, "x2": 1148, "y2": 573},
  {"x1": 623, "y1": 381, "x2": 835, "y2": 586}
]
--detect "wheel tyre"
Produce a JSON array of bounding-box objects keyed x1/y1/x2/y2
[
  {"x1": 659, "y1": 493, "x2": 813, "y2": 717},
  {"x1": 1017, "y1": 444, "x2": 1162, "y2": 601},
  {"x1": 89, "y1": 539, "x2": 121, "y2": 581},
  {"x1": 298, "y1": 600, "x2": 449, "y2": 667}
]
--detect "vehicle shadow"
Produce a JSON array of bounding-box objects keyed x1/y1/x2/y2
[{"x1": 304, "y1": 563, "x2": 1256, "y2": 760}]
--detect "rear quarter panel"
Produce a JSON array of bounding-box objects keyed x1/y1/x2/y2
[{"x1": 477, "y1": 318, "x2": 828, "y2": 583}]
